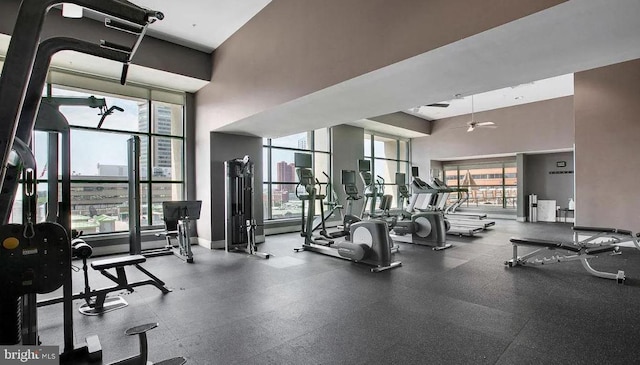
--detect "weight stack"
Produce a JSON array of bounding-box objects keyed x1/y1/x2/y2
[{"x1": 0, "y1": 295, "x2": 22, "y2": 344}]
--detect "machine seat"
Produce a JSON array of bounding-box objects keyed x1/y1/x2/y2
[
  {"x1": 91, "y1": 255, "x2": 146, "y2": 270},
  {"x1": 510, "y1": 237, "x2": 581, "y2": 252},
  {"x1": 572, "y1": 226, "x2": 633, "y2": 236}
]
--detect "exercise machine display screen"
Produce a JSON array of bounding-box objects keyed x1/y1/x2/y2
[
  {"x1": 358, "y1": 159, "x2": 370, "y2": 172},
  {"x1": 342, "y1": 170, "x2": 356, "y2": 184},
  {"x1": 294, "y1": 153, "x2": 312, "y2": 168}
]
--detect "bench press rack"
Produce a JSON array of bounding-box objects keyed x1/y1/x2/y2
[{"x1": 505, "y1": 226, "x2": 632, "y2": 284}]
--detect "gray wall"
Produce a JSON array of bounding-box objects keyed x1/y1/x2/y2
[
  {"x1": 194, "y1": 0, "x2": 565, "y2": 235},
  {"x1": 574, "y1": 59, "x2": 640, "y2": 228},
  {"x1": 412, "y1": 96, "x2": 575, "y2": 170},
  {"x1": 195, "y1": 0, "x2": 564, "y2": 131},
  {"x1": 524, "y1": 151, "x2": 574, "y2": 209},
  {"x1": 516, "y1": 153, "x2": 526, "y2": 221},
  {"x1": 331, "y1": 125, "x2": 366, "y2": 216},
  {"x1": 412, "y1": 98, "x2": 575, "y2": 222},
  {"x1": 368, "y1": 113, "x2": 432, "y2": 135},
  {"x1": 0, "y1": 0, "x2": 211, "y2": 81},
  {"x1": 204, "y1": 133, "x2": 263, "y2": 248}
]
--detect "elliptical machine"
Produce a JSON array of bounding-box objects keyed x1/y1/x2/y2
[
  {"x1": 390, "y1": 173, "x2": 450, "y2": 250},
  {"x1": 319, "y1": 170, "x2": 362, "y2": 240},
  {"x1": 293, "y1": 153, "x2": 401, "y2": 272}
]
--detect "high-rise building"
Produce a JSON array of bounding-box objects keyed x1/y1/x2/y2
[
  {"x1": 297, "y1": 138, "x2": 307, "y2": 149},
  {"x1": 276, "y1": 161, "x2": 296, "y2": 193},
  {"x1": 138, "y1": 103, "x2": 175, "y2": 179}
]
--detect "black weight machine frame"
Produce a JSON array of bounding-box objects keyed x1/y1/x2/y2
[
  {"x1": 0, "y1": 1, "x2": 186, "y2": 364},
  {"x1": 160, "y1": 200, "x2": 203, "y2": 263},
  {"x1": 224, "y1": 156, "x2": 270, "y2": 259}
]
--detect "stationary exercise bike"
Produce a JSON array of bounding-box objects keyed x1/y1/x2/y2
[{"x1": 293, "y1": 153, "x2": 401, "y2": 272}]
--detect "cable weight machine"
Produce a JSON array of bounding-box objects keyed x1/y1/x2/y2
[{"x1": 225, "y1": 156, "x2": 270, "y2": 258}]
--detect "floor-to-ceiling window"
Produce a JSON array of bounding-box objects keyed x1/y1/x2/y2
[
  {"x1": 12, "y1": 73, "x2": 186, "y2": 234},
  {"x1": 443, "y1": 160, "x2": 517, "y2": 209},
  {"x1": 364, "y1": 132, "x2": 410, "y2": 208},
  {"x1": 263, "y1": 129, "x2": 331, "y2": 220}
]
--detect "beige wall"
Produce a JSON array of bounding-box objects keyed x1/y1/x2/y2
[
  {"x1": 412, "y1": 96, "x2": 575, "y2": 170},
  {"x1": 194, "y1": 0, "x2": 565, "y2": 229},
  {"x1": 196, "y1": 0, "x2": 564, "y2": 132},
  {"x1": 574, "y1": 59, "x2": 640, "y2": 228}
]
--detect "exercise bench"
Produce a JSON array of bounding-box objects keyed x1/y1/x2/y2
[
  {"x1": 81, "y1": 254, "x2": 172, "y2": 315},
  {"x1": 505, "y1": 228, "x2": 625, "y2": 283},
  {"x1": 38, "y1": 252, "x2": 172, "y2": 315},
  {"x1": 572, "y1": 225, "x2": 640, "y2": 250}
]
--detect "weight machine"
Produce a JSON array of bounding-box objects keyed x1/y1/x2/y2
[
  {"x1": 161, "y1": 200, "x2": 202, "y2": 263},
  {"x1": 0, "y1": 1, "x2": 185, "y2": 363},
  {"x1": 225, "y1": 156, "x2": 270, "y2": 258}
]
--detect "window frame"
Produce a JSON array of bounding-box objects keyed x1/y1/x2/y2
[
  {"x1": 27, "y1": 80, "x2": 186, "y2": 235},
  {"x1": 263, "y1": 129, "x2": 331, "y2": 221}
]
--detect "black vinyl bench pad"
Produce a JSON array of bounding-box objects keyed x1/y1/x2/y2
[
  {"x1": 510, "y1": 237, "x2": 619, "y2": 255},
  {"x1": 572, "y1": 226, "x2": 633, "y2": 236},
  {"x1": 510, "y1": 237, "x2": 580, "y2": 252},
  {"x1": 91, "y1": 254, "x2": 146, "y2": 270}
]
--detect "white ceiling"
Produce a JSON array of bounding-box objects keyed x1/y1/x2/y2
[
  {"x1": 218, "y1": 0, "x2": 640, "y2": 138},
  {"x1": 2, "y1": 1, "x2": 639, "y2": 137},
  {"x1": 405, "y1": 73, "x2": 574, "y2": 121},
  {"x1": 1, "y1": 1, "x2": 273, "y2": 92},
  {"x1": 115, "y1": 0, "x2": 272, "y2": 53},
  {"x1": 0, "y1": 33, "x2": 209, "y2": 93}
]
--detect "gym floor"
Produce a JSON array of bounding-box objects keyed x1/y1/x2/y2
[{"x1": 38, "y1": 220, "x2": 640, "y2": 364}]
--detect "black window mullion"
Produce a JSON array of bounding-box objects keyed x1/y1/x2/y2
[{"x1": 267, "y1": 140, "x2": 272, "y2": 220}]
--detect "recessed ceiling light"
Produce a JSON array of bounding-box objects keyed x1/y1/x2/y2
[{"x1": 62, "y1": 3, "x2": 83, "y2": 18}]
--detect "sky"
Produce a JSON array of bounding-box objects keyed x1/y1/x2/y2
[{"x1": 34, "y1": 87, "x2": 144, "y2": 176}]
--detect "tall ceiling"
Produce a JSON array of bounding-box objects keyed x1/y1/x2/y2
[
  {"x1": 406, "y1": 73, "x2": 574, "y2": 121},
  {"x1": 219, "y1": 0, "x2": 640, "y2": 138},
  {"x1": 2, "y1": 1, "x2": 638, "y2": 136},
  {"x1": 120, "y1": 0, "x2": 272, "y2": 53}
]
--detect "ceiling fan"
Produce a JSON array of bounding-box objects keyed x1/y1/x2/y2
[{"x1": 466, "y1": 95, "x2": 496, "y2": 132}]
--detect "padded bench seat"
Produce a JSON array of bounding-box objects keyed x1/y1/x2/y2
[
  {"x1": 572, "y1": 226, "x2": 633, "y2": 236},
  {"x1": 584, "y1": 245, "x2": 620, "y2": 255},
  {"x1": 510, "y1": 237, "x2": 580, "y2": 252},
  {"x1": 507, "y1": 236, "x2": 625, "y2": 283},
  {"x1": 91, "y1": 255, "x2": 146, "y2": 270}
]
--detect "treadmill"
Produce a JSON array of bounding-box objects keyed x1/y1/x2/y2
[
  {"x1": 410, "y1": 168, "x2": 483, "y2": 237},
  {"x1": 430, "y1": 178, "x2": 496, "y2": 229}
]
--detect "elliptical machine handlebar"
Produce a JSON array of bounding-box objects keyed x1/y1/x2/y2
[{"x1": 376, "y1": 175, "x2": 385, "y2": 195}]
